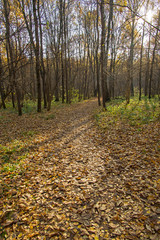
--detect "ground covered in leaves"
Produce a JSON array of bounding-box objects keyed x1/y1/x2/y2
[{"x1": 0, "y1": 99, "x2": 160, "y2": 239}]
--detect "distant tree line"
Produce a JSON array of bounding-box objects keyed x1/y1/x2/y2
[{"x1": 0, "y1": 0, "x2": 159, "y2": 115}]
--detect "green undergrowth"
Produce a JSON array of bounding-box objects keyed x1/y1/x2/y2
[
  {"x1": 39, "y1": 113, "x2": 55, "y2": 120},
  {"x1": 0, "y1": 93, "x2": 83, "y2": 115},
  {"x1": 0, "y1": 139, "x2": 30, "y2": 176},
  {"x1": 96, "y1": 96, "x2": 160, "y2": 128},
  {"x1": 0, "y1": 98, "x2": 82, "y2": 175}
]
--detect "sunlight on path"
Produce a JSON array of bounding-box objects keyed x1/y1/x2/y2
[{"x1": 0, "y1": 99, "x2": 160, "y2": 240}]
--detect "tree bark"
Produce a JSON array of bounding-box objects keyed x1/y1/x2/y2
[
  {"x1": 0, "y1": 52, "x2": 6, "y2": 109},
  {"x1": 139, "y1": 22, "x2": 145, "y2": 101},
  {"x1": 100, "y1": 0, "x2": 106, "y2": 109},
  {"x1": 33, "y1": 0, "x2": 41, "y2": 112},
  {"x1": 105, "y1": 0, "x2": 113, "y2": 102},
  {"x1": 3, "y1": 0, "x2": 22, "y2": 115},
  {"x1": 96, "y1": 0, "x2": 101, "y2": 106},
  {"x1": 38, "y1": 0, "x2": 47, "y2": 108},
  {"x1": 144, "y1": 27, "x2": 151, "y2": 97},
  {"x1": 60, "y1": 0, "x2": 65, "y2": 103},
  {"x1": 149, "y1": 11, "x2": 160, "y2": 99}
]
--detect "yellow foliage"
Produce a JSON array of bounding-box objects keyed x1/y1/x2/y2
[{"x1": 94, "y1": 236, "x2": 99, "y2": 240}]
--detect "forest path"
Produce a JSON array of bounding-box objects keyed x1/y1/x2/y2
[{"x1": 0, "y1": 99, "x2": 160, "y2": 240}]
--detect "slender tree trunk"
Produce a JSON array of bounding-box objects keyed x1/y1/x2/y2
[
  {"x1": 139, "y1": 23, "x2": 145, "y2": 101},
  {"x1": 0, "y1": 81, "x2": 6, "y2": 109},
  {"x1": 16, "y1": 17, "x2": 25, "y2": 104},
  {"x1": 145, "y1": 27, "x2": 151, "y2": 96},
  {"x1": 60, "y1": 0, "x2": 65, "y2": 103},
  {"x1": 149, "y1": 11, "x2": 160, "y2": 99},
  {"x1": 112, "y1": 45, "x2": 116, "y2": 99},
  {"x1": 100, "y1": 0, "x2": 106, "y2": 109},
  {"x1": 96, "y1": 0, "x2": 101, "y2": 106},
  {"x1": 55, "y1": 55, "x2": 59, "y2": 101},
  {"x1": 38, "y1": 0, "x2": 47, "y2": 108},
  {"x1": 0, "y1": 4, "x2": 5, "y2": 109},
  {"x1": 130, "y1": 13, "x2": 135, "y2": 97},
  {"x1": 46, "y1": 48, "x2": 52, "y2": 111},
  {"x1": 68, "y1": 46, "x2": 72, "y2": 103},
  {"x1": 30, "y1": 46, "x2": 35, "y2": 99},
  {"x1": 3, "y1": 0, "x2": 22, "y2": 115},
  {"x1": 33, "y1": 0, "x2": 41, "y2": 112},
  {"x1": 93, "y1": 51, "x2": 97, "y2": 97},
  {"x1": 19, "y1": 0, "x2": 41, "y2": 112},
  {"x1": 64, "y1": 0, "x2": 69, "y2": 103},
  {"x1": 83, "y1": 19, "x2": 87, "y2": 100},
  {"x1": 28, "y1": 9, "x2": 35, "y2": 100},
  {"x1": 0, "y1": 52, "x2": 6, "y2": 109},
  {"x1": 158, "y1": 69, "x2": 160, "y2": 100},
  {"x1": 126, "y1": 10, "x2": 136, "y2": 104},
  {"x1": 105, "y1": 0, "x2": 113, "y2": 102},
  {"x1": 109, "y1": 20, "x2": 115, "y2": 98}
]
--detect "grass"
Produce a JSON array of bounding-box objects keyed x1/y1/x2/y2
[
  {"x1": 0, "y1": 95, "x2": 81, "y2": 116},
  {"x1": 39, "y1": 112, "x2": 55, "y2": 120},
  {"x1": 0, "y1": 98, "x2": 72, "y2": 175},
  {"x1": 0, "y1": 140, "x2": 30, "y2": 174},
  {"x1": 1, "y1": 95, "x2": 159, "y2": 175},
  {"x1": 22, "y1": 130, "x2": 36, "y2": 137},
  {"x1": 96, "y1": 95, "x2": 160, "y2": 129},
  {"x1": 22, "y1": 100, "x2": 37, "y2": 114},
  {"x1": 0, "y1": 115, "x2": 4, "y2": 121}
]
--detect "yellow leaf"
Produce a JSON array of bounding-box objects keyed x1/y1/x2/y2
[
  {"x1": 18, "y1": 233, "x2": 23, "y2": 238},
  {"x1": 94, "y1": 236, "x2": 99, "y2": 240},
  {"x1": 30, "y1": 225, "x2": 33, "y2": 230},
  {"x1": 28, "y1": 232, "x2": 39, "y2": 238},
  {"x1": 104, "y1": 233, "x2": 109, "y2": 238}
]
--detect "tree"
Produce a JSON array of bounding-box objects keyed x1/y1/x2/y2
[
  {"x1": 18, "y1": 0, "x2": 41, "y2": 112},
  {"x1": 100, "y1": 0, "x2": 107, "y2": 109},
  {"x1": 0, "y1": 0, "x2": 159, "y2": 114},
  {"x1": 3, "y1": 0, "x2": 22, "y2": 115},
  {"x1": 0, "y1": 52, "x2": 6, "y2": 109},
  {"x1": 149, "y1": 11, "x2": 160, "y2": 99},
  {"x1": 38, "y1": 0, "x2": 47, "y2": 108},
  {"x1": 139, "y1": 22, "x2": 145, "y2": 101},
  {"x1": 32, "y1": 0, "x2": 41, "y2": 112},
  {"x1": 96, "y1": 0, "x2": 101, "y2": 106}
]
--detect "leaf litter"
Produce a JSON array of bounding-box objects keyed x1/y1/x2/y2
[{"x1": 0, "y1": 99, "x2": 160, "y2": 239}]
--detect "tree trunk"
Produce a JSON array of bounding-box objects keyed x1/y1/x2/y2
[
  {"x1": 145, "y1": 27, "x2": 151, "y2": 96},
  {"x1": 105, "y1": 0, "x2": 113, "y2": 102},
  {"x1": 0, "y1": 52, "x2": 6, "y2": 109},
  {"x1": 60, "y1": 0, "x2": 65, "y2": 103},
  {"x1": 149, "y1": 11, "x2": 160, "y2": 99},
  {"x1": 3, "y1": 0, "x2": 22, "y2": 115},
  {"x1": 139, "y1": 23, "x2": 145, "y2": 101},
  {"x1": 33, "y1": 0, "x2": 41, "y2": 112},
  {"x1": 55, "y1": 55, "x2": 60, "y2": 101},
  {"x1": 64, "y1": 0, "x2": 69, "y2": 103},
  {"x1": 130, "y1": 13, "x2": 135, "y2": 97},
  {"x1": 38, "y1": 0, "x2": 47, "y2": 109},
  {"x1": 19, "y1": 0, "x2": 41, "y2": 112},
  {"x1": 96, "y1": 0, "x2": 101, "y2": 106},
  {"x1": 100, "y1": 0, "x2": 106, "y2": 109}
]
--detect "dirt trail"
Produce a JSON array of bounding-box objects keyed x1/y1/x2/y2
[{"x1": 0, "y1": 99, "x2": 160, "y2": 240}]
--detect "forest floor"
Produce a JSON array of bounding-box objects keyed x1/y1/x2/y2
[{"x1": 0, "y1": 98, "x2": 160, "y2": 240}]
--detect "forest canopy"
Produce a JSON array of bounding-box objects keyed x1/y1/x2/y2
[{"x1": 0, "y1": 0, "x2": 160, "y2": 114}]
